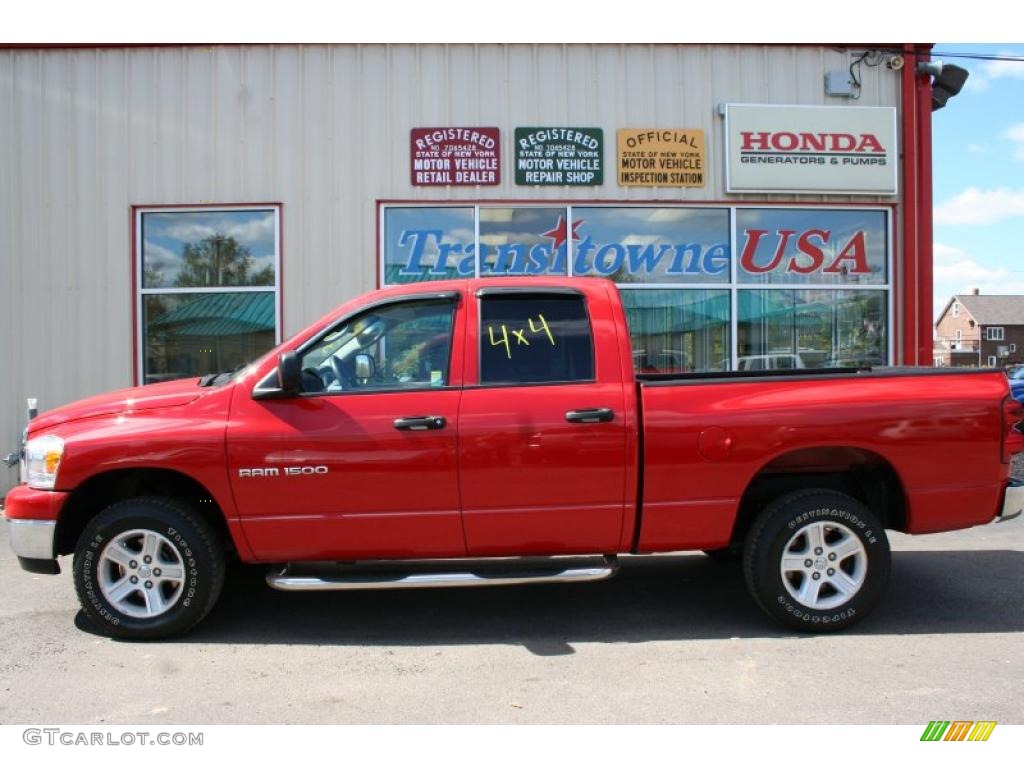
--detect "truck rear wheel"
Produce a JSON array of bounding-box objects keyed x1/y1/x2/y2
[
  {"x1": 742, "y1": 489, "x2": 890, "y2": 632},
  {"x1": 72, "y1": 497, "x2": 224, "y2": 640}
]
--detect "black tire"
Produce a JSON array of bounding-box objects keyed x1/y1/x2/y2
[
  {"x1": 742, "y1": 489, "x2": 890, "y2": 632},
  {"x1": 72, "y1": 497, "x2": 224, "y2": 640}
]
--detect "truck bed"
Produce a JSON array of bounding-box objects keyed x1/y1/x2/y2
[{"x1": 634, "y1": 365, "x2": 1012, "y2": 552}]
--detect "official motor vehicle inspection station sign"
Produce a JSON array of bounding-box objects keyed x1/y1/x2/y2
[
  {"x1": 617, "y1": 129, "x2": 706, "y2": 187},
  {"x1": 724, "y1": 104, "x2": 898, "y2": 195},
  {"x1": 514, "y1": 128, "x2": 604, "y2": 186}
]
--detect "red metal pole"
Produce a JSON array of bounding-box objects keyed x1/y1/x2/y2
[{"x1": 915, "y1": 46, "x2": 935, "y2": 366}]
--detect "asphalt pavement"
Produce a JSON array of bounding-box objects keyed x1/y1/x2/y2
[{"x1": 1, "y1": 510, "x2": 1022, "y2": 725}]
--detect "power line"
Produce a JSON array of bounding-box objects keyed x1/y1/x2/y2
[{"x1": 927, "y1": 51, "x2": 1024, "y2": 63}]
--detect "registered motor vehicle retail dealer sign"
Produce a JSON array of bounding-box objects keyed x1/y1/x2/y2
[
  {"x1": 514, "y1": 128, "x2": 603, "y2": 186},
  {"x1": 411, "y1": 127, "x2": 501, "y2": 186},
  {"x1": 617, "y1": 129, "x2": 706, "y2": 187},
  {"x1": 724, "y1": 104, "x2": 898, "y2": 194}
]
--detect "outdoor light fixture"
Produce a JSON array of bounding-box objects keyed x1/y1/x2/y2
[
  {"x1": 916, "y1": 60, "x2": 944, "y2": 78},
  {"x1": 916, "y1": 60, "x2": 970, "y2": 111}
]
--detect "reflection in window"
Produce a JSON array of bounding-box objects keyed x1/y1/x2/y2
[
  {"x1": 299, "y1": 300, "x2": 455, "y2": 393},
  {"x1": 621, "y1": 290, "x2": 730, "y2": 373},
  {"x1": 384, "y1": 207, "x2": 475, "y2": 284},
  {"x1": 738, "y1": 290, "x2": 886, "y2": 369},
  {"x1": 574, "y1": 207, "x2": 730, "y2": 284},
  {"x1": 479, "y1": 207, "x2": 568, "y2": 277},
  {"x1": 143, "y1": 293, "x2": 276, "y2": 383},
  {"x1": 137, "y1": 206, "x2": 280, "y2": 384},
  {"x1": 142, "y1": 210, "x2": 277, "y2": 288},
  {"x1": 736, "y1": 209, "x2": 887, "y2": 286}
]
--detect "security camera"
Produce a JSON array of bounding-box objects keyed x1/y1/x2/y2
[
  {"x1": 916, "y1": 60, "x2": 944, "y2": 77},
  {"x1": 886, "y1": 55, "x2": 905, "y2": 71}
]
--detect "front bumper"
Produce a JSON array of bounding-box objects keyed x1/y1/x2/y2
[
  {"x1": 3, "y1": 484, "x2": 69, "y2": 573},
  {"x1": 8, "y1": 518, "x2": 57, "y2": 558},
  {"x1": 999, "y1": 479, "x2": 1024, "y2": 522}
]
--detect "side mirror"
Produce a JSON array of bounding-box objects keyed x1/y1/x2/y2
[
  {"x1": 277, "y1": 352, "x2": 302, "y2": 394},
  {"x1": 354, "y1": 353, "x2": 375, "y2": 382}
]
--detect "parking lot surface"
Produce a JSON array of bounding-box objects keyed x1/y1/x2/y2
[{"x1": 1, "y1": 514, "x2": 1022, "y2": 725}]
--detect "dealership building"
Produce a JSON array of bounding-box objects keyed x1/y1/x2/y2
[{"x1": 0, "y1": 43, "x2": 941, "y2": 492}]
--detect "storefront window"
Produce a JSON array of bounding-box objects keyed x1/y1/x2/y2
[
  {"x1": 621, "y1": 290, "x2": 730, "y2": 373},
  {"x1": 137, "y1": 206, "x2": 280, "y2": 384},
  {"x1": 384, "y1": 207, "x2": 474, "y2": 283},
  {"x1": 142, "y1": 293, "x2": 276, "y2": 383},
  {"x1": 573, "y1": 207, "x2": 729, "y2": 284},
  {"x1": 381, "y1": 204, "x2": 891, "y2": 372},
  {"x1": 738, "y1": 290, "x2": 887, "y2": 369},
  {"x1": 479, "y1": 207, "x2": 569, "y2": 276},
  {"x1": 736, "y1": 209, "x2": 887, "y2": 286}
]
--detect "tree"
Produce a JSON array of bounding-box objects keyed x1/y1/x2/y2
[{"x1": 173, "y1": 233, "x2": 274, "y2": 287}]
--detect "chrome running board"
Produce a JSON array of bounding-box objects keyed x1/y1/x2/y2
[{"x1": 266, "y1": 555, "x2": 619, "y2": 592}]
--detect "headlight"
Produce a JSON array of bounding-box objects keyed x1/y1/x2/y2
[{"x1": 24, "y1": 435, "x2": 64, "y2": 490}]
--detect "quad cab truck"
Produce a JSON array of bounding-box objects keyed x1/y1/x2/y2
[{"x1": 5, "y1": 277, "x2": 1024, "y2": 639}]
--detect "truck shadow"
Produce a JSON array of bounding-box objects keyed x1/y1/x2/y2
[{"x1": 77, "y1": 549, "x2": 1024, "y2": 651}]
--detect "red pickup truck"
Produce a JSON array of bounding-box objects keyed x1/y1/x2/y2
[{"x1": 5, "y1": 277, "x2": 1023, "y2": 639}]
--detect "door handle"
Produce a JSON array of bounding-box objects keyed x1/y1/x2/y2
[
  {"x1": 394, "y1": 415, "x2": 447, "y2": 431},
  {"x1": 565, "y1": 408, "x2": 614, "y2": 424}
]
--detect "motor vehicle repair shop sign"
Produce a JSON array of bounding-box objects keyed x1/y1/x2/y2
[
  {"x1": 514, "y1": 127, "x2": 604, "y2": 186},
  {"x1": 724, "y1": 104, "x2": 898, "y2": 194}
]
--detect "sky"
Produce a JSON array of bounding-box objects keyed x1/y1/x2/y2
[{"x1": 931, "y1": 43, "x2": 1024, "y2": 317}]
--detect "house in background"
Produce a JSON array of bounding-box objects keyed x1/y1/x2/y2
[{"x1": 934, "y1": 289, "x2": 1024, "y2": 368}]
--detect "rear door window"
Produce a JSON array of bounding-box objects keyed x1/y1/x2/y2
[{"x1": 479, "y1": 294, "x2": 594, "y2": 385}]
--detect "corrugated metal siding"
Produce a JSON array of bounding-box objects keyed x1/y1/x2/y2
[{"x1": 0, "y1": 44, "x2": 904, "y2": 493}]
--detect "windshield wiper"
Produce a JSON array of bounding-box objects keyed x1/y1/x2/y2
[{"x1": 199, "y1": 363, "x2": 248, "y2": 388}]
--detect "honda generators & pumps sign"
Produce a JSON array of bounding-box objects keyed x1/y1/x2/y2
[{"x1": 724, "y1": 104, "x2": 897, "y2": 195}]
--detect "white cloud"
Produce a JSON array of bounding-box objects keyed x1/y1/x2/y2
[
  {"x1": 161, "y1": 221, "x2": 218, "y2": 243},
  {"x1": 142, "y1": 240, "x2": 182, "y2": 283},
  {"x1": 934, "y1": 258, "x2": 1010, "y2": 285},
  {"x1": 225, "y1": 215, "x2": 276, "y2": 247},
  {"x1": 934, "y1": 187, "x2": 1024, "y2": 225},
  {"x1": 982, "y1": 53, "x2": 1024, "y2": 81},
  {"x1": 964, "y1": 50, "x2": 1024, "y2": 92},
  {"x1": 621, "y1": 234, "x2": 661, "y2": 247},
  {"x1": 932, "y1": 243, "x2": 967, "y2": 263},
  {"x1": 967, "y1": 143, "x2": 986, "y2": 154},
  {"x1": 151, "y1": 212, "x2": 276, "y2": 251},
  {"x1": 964, "y1": 76, "x2": 990, "y2": 93},
  {"x1": 1005, "y1": 123, "x2": 1024, "y2": 161},
  {"x1": 931, "y1": 242, "x2": 1024, "y2": 318}
]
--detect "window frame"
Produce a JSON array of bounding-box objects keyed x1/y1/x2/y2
[
  {"x1": 476, "y1": 288, "x2": 597, "y2": 388},
  {"x1": 296, "y1": 296, "x2": 460, "y2": 397},
  {"x1": 379, "y1": 201, "x2": 895, "y2": 372},
  {"x1": 988, "y1": 356, "x2": 998, "y2": 367},
  {"x1": 985, "y1": 326, "x2": 1005, "y2": 341},
  {"x1": 133, "y1": 203, "x2": 283, "y2": 386}
]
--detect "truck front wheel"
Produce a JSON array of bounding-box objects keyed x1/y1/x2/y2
[
  {"x1": 742, "y1": 489, "x2": 890, "y2": 632},
  {"x1": 72, "y1": 497, "x2": 225, "y2": 640}
]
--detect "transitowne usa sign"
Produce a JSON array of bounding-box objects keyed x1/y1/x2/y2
[{"x1": 724, "y1": 104, "x2": 898, "y2": 195}]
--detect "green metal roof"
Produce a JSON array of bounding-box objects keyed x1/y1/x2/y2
[{"x1": 149, "y1": 292, "x2": 275, "y2": 337}]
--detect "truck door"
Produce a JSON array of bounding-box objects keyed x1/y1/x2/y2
[
  {"x1": 227, "y1": 294, "x2": 466, "y2": 562},
  {"x1": 457, "y1": 286, "x2": 628, "y2": 555}
]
